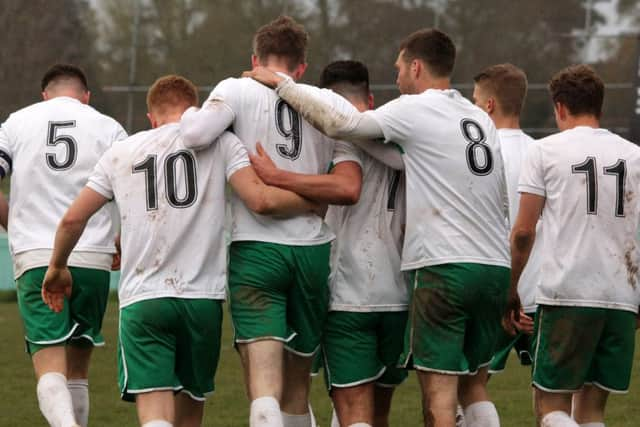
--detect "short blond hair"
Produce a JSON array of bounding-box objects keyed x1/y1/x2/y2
[{"x1": 474, "y1": 63, "x2": 528, "y2": 117}]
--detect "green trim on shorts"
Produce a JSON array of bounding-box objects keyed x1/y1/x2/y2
[
  {"x1": 118, "y1": 298, "x2": 223, "y2": 402},
  {"x1": 228, "y1": 241, "x2": 330, "y2": 356},
  {"x1": 531, "y1": 305, "x2": 635, "y2": 394},
  {"x1": 399, "y1": 263, "x2": 510, "y2": 375},
  {"x1": 323, "y1": 311, "x2": 408, "y2": 390},
  {"x1": 17, "y1": 267, "x2": 110, "y2": 355},
  {"x1": 489, "y1": 311, "x2": 535, "y2": 374}
]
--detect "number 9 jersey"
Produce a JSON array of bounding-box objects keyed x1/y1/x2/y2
[
  {"x1": 365, "y1": 89, "x2": 510, "y2": 271},
  {"x1": 519, "y1": 126, "x2": 640, "y2": 313},
  {"x1": 0, "y1": 96, "x2": 126, "y2": 276}
]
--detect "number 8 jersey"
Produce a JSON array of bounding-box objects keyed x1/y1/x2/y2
[
  {"x1": 519, "y1": 126, "x2": 640, "y2": 313},
  {"x1": 366, "y1": 89, "x2": 510, "y2": 271},
  {"x1": 0, "y1": 96, "x2": 126, "y2": 277}
]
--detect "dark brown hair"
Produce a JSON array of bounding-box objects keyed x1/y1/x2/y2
[
  {"x1": 253, "y1": 16, "x2": 308, "y2": 71},
  {"x1": 399, "y1": 29, "x2": 455, "y2": 77},
  {"x1": 319, "y1": 60, "x2": 370, "y2": 104},
  {"x1": 548, "y1": 64, "x2": 604, "y2": 119},
  {"x1": 41, "y1": 64, "x2": 88, "y2": 91},
  {"x1": 474, "y1": 63, "x2": 528, "y2": 117},
  {"x1": 146, "y1": 75, "x2": 198, "y2": 114}
]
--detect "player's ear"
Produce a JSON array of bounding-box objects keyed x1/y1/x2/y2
[
  {"x1": 146, "y1": 112, "x2": 156, "y2": 129},
  {"x1": 82, "y1": 91, "x2": 91, "y2": 105},
  {"x1": 487, "y1": 97, "x2": 496, "y2": 115},
  {"x1": 251, "y1": 55, "x2": 260, "y2": 69},
  {"x1": 411, "y1": 59, "x2": 421, "y2": 80},
  {"x1": 42, "y1": 91, "x2": 49, "y2": 101},
  {"x1": 368, "y1": 93, "x2": 374, "y2": 110},
  {"x1": 293, "y1": 62, "x2": 308, "y2": 80}
]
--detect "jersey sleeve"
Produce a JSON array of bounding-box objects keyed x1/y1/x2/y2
[
  {"x1": 0, "y1": 123, "x2": 13, "y2": 179},
  {"x1": 112, "y1": 122, "x2": 128, "y2": 143},
  {"x1": 207, "y1": 78, "x2": 242, "y2": 117},
  {"x1": 364, "y1": 96, "x2": 414, "y2": 146},
  {"x1": 332, "y1": 139, "x2": 363, "y2": 168},
  {"x1": 87, "y1": 149, "x2": 115, "y2": 199},
  {"x1": 219, "y1": 132, "x2": 251, "y2": 180},
  {"x1": 518, "y1": 142, "x2": 546, "y2": 197}
]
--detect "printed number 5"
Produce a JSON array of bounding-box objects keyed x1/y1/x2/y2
[{"x1": 46, "y1": 121, "x2": 77, "y2": 171}]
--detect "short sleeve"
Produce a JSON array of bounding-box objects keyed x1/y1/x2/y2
[
  {"x1": 332, "y1": 139, "x2": 363, "y2": 168},
  {"x1": 207, "y1": 78, "x2": 242, "y2": 117},
  {"x1": 0, "y1": 123, "x2": 13, "y2": 178},
  {"x1": 112, "y1": 122, "x2": 128, "y2": 143},
  {"x1": 87, "y1": 149, "x2": 115, "y2": 199},
  {"x1": 364, "y1": 96, "x2": 414, "y2": 146},
  {"x1": 518, "y1": 142, "x2": 546, "y2": 197},
  {"x1": 219, "y1": 132, "x2": 251, "y2": 180}
]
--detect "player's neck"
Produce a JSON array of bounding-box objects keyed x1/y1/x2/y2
[
  {"x1": 560, "y1": 114, "x2": 600, "y2": 131},
  {"x1": 153, "y1": 112, "x2": 183, "y2": 127},
  {"x1": 493, "y1": 115, "x2": 520, "y2": 130},
  {"x1": 416, "y1": 77, "x2": 450, "y2": 93},
  {"x1": 263, "y1": 62, "x2": 298, "y2": 80}
]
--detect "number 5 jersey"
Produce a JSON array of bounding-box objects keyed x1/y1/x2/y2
[
  {"x1": 519, "y1": 126, "x2": 640, "y2": 313},
  {"x1": 0, "y1": 96, "x2": 127, "y2": 278}
]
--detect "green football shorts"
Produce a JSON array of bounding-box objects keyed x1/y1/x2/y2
[
  {"x1": 17, "y1": 266, "x2": 110, "y2": 355},
  {"x1": 118, "y1": 298, "x2": 223, "y2": 402},
  {"x1": 532, "y1": 305, "x2": 636, "y2": 394},
  {"x1": 228, "y1": 241, "x2": 331, "y2": 356},
  {"x1": 323, "y1": 311, "x2": 408, "y2": 390},
  {"x1": 489, "y1": 311, "x2": 535, "y2": 374},
  {"x1": 399, "y1": 263, "x2": 510, "y2": 374}
]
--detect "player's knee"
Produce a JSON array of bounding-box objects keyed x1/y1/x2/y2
[{"x1": 540, "y1": 411, "x2": 579, "y2": 427}]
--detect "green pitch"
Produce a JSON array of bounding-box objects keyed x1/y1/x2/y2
[{"x1": 0, "y1": 295, "x2": 639, "y2": 426}]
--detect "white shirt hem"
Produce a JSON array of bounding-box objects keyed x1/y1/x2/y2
[
  {"x1": 536, "y1": 298, "x2": 638, "y2": 314},
  {"x1": 401, "y1": 256, "x2": 510, "y2": 271},
  {"x1": 119, "y1": 292, "x2": 226, "y2": 309},
  {"x1": 329, "y1": 304, "x2": 408, "y2": 312},
  {"x1": 231, "y1": 234, "x2": 335, "y2": 246}
]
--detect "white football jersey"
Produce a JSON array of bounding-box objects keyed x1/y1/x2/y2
[
  {"x1": 0, "y1": 96, "x2": 126, "y2": 275},
  {"x1": 499, "y1": 129, "x2": 540, "y2": 312},
  {"x1": 208, "y1": 77, "x2": 360, "y2": 245},
  {"x1": 87, "y1": 124, "x2": 249, "y2": 308},
  {"x1": 519, "y1": 126, "x2": 640, "y2": 313},
  {"x1": 366, "y1": 89, "x2": 510, "y2": 270},
  {"x1": 326, "y1": 149, "x2": 408, "y2": 312}
]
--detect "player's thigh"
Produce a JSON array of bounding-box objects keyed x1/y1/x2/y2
[
  {"x1": 287, "y1": 242, "x2": 331, "y2": 356},
  {"x1": 174, "y1": 299, "x2": 224, "y2": 401},
  {"x1": 118, "y1": 299, "x2": 179, "y2": 402},
  {"x1": 228, "y1": 241, "x2": 291, "y2": 344},
  {"x1": 586, "y1": 308, "x2": 636, "y2": 393},
  {"x1": 531, "y1": 305, "x2": 604, "y2": 393},
  {"x1": 68, "y1": 267, "x2": 110, "y2": 347},
  {"x1": 461, "y1": 263, "x2": 510, "y2": 374},
  {"x1": 376, "y1": 311, "x2": 409, "y2": 387},
  {"x1": 16, "y1": 267, "x2": 72, "y2": 355},
  {"x1": 323, "y1": 311, "x2": 383, "y2": 390},
  {"x1": 398, "y1": 266, "x2": 468, "y2": 373}
]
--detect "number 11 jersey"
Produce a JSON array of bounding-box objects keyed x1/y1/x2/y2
[{"x1": 519, "y1": 126, "x2": 640, "y2": 313}]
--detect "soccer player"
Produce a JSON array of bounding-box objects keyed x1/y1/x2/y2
[
  {"x1": 472, "y1": 63, "x2": 540, "y2": 374},
  {"x1": 506, "y1": 65, "x2": 640, "y2": 427},
  {"x1": 245, "y1": 28, "x2": 510, "y2": 427},
  {"x1": 249, "y1": 60, "x2": 408, "y2": 427},
  {"x1": 42, "y1": 75, "x2": 322, "y2": 427},
  {"x1": 0, "y1": 64, "x2": 126, "y2": 427},
  {"x1": 180, "y1": 16, "x2": 363, "y2": 427}
]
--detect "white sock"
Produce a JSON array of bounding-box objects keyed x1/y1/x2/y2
[
  {"x1": 250, "y1": 396, "x2": 283, "y2": 427},
  {"x1": 541, "y1": 411, "x2": 579, "y2": 427},
  {"x1": 141, "y1": 421, "x2": 173, "y2": 427},
  {"x1": 579, "y1": 424, "x2": 605, "y2": 427},
  {"x1": 37, "y1": 372, "x2": 78, "y2": 427},
  {"x1": 282, "y1": 411, "x2": 312, "y2": 427},
  {"x1": 308, "y1": 404, "x2": 317, "y2": 427},
  {"x1": 331, "y1": 408, "x2": 340, "y2": 427},
  {"x1": 347, "y1": 424, "x2": 372, "y2": 427},
  {"x1": 67, "y1": 379, "x2": 89, "y2": 427},
  {"x1": 456, "y1": 404, "x2": 467, "y2": 427},
  {"x1": 463, "y1": 401, "x2": 499, "y2": 427}
]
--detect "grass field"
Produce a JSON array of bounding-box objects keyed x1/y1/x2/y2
[{"x1": 1, "y1": 294, "x2": 640, "y2": 426}]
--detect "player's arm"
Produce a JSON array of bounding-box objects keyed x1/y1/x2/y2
[
  {"x1": 0, "y1": 191, "x2": 7, "y2": 230},
  {"x1": 249, "y1": 143, "x2": 362, "y2": 205},
  {"x1": 42, "y1": 187, "x2": 109, "y2": 313},
  {"x1": 180, "y1": 100, "x2": 235, "y2": 150},
  {"x1": 229, "y1": 166, "x2": 321, "y2": 217},
  {"x1": 244, "y1": 67, "x2": 385, "y2": 143}
]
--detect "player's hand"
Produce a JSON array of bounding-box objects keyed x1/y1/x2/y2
[
  {"x1": 249, "y1": 142, "x2": 279, "y2": 185},
  {"x1": 111, "y1": 234, "x2": 121, "y2": 271},
  {"x1": 242, "y1": 66, "x2": 284, "y2": 89},
  {"x1": 512, "y1": 309, "x2": 534, "y2": 335},
  {"x1": 502, "y1": 288, "x2": 522, "y2": 336},
  {"x1": 42, "y1": 267, "x2": 72, "y2": 313}
]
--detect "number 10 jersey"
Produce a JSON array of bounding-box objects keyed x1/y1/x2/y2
[{"x1": 519, "y1": 126, "x2": 640, "y2": 313}]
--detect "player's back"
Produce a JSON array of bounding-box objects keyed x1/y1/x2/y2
[
  {"x1": 372, "y1": 89, "x2": 509, "y2": 269},
  {"x1": 0, "y1": 96, "x2": 124, "y2": 256},
  {"x1": 89, "y1": 124, "x2": 245, "y2": 307},
  {"x1": 209, "y1": 77, "x2": 338, "y2": 245},
  {"x1": 525, "y1": 126, "x2": 640, "y2": 311}
]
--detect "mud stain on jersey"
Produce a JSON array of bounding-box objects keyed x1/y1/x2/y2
[
  {"x1": 135, "y1": 266, "x2": 144, "y2": 275},
  {"x1": 432, "y1": 208, "x2": 441, "y2": 217},
  {"x1": 624, "y1": 247, "x2": 638, "y2": 289},
  {"x1": 625, "y1": 190, "x2": 634, "y2": 203}
]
